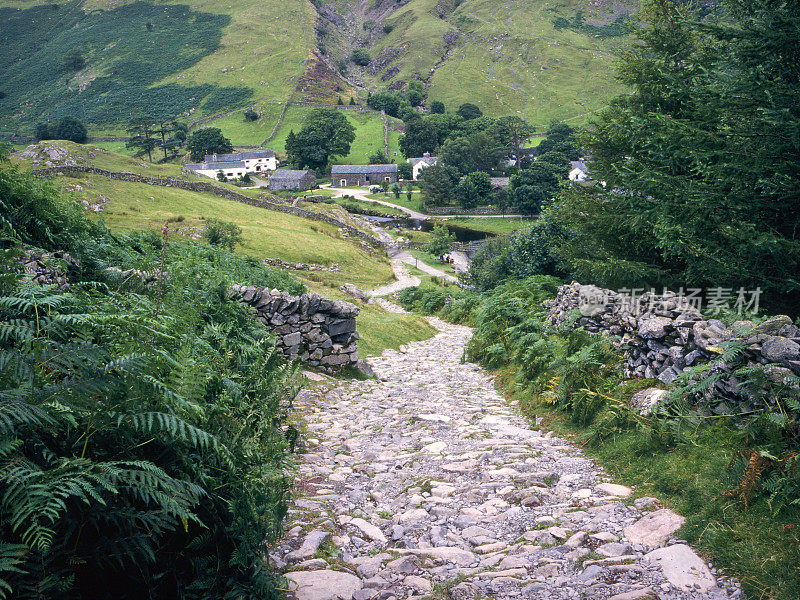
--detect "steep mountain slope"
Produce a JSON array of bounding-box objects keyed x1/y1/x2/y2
[
  {"x1": 319, "y1": 0, "x2": 635, "y2": 126},
  {"x1": 0, "y1": 0, "x2": 317, "y2": 129},
  {"x1": 0, "y1": 0, "x2": 633, "y2": 133}
]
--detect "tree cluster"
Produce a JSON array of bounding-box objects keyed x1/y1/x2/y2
[
  {"x1": 34, "y1": 116, "x2": 88, "y2": 144},
  {"x1": 184, "y1": 127, "x2": 230, "y2": 163},
  {"x1": 549, "y1": 0, "x2": 800, "y2": 315},
  {"x1": 366, "y1": 80, "x2": 427, "y2": 120},
  {"x1": 129, "y1": 118, "x2": 190, "y2": 162},
  {"x1": 285, "y1": 109, "x2": 356, "y2": 171},
  {"x1": 466, "y1": 0, "x2": 800, "y2": 317}
]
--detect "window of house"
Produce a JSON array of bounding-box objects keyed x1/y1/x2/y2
[{"x1": 384, "y1": 176, "x2": 390, "y2": 183}]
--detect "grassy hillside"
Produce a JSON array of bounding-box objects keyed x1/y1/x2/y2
[
  {"x1": 11, "y1": 140, "x2": 435, "y2": 354},
  {"x1": 1, "y1": 0, "x2": 633, "y2": 136},
  {"x1": 0, "y1": 0, "x2": 315, "y2": 131},
  {"x1": 323, "y1": 0, "x2": 634, "y2": 127}
]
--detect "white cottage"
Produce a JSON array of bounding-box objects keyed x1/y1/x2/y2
[
  {"x1": 569, "y1": 160, "x2": 589, "y2": 182},
  {"x1": 186, "y1": 160, "x2": 248, "y2": 180},
  {"x1": 204, "y1": 149, "x2": 277, "y2": 172},
  {"x1": 408, "y1": 153, "x2": 438, "y2": 180}
]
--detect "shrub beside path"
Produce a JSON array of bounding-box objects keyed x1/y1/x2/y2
[{"x1": 277, "y1": 319, "x2": 742, "y2": 600}]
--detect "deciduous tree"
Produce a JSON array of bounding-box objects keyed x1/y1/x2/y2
[
  {"x1": 185, "y1": 127, "x2": 233, "y2": 162},
  {"x1": 285, "y1": 109, "x2": 356, "y2": 170}
]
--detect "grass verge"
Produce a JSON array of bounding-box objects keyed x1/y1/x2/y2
[{"x1": 494, "y1": 366, "x2": 800, "y2": 600}]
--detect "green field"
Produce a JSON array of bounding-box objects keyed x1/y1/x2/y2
[
  {"x1": 365, "y1": 192, "x2": 425, "y2": 213},
  {"x1": 442, "y1": 216, "x2": 534, "y2": 235}
]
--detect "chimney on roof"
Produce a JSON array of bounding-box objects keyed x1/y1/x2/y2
[{"x1": 423, "y1": 152, "x2": 430, "y2": 157}]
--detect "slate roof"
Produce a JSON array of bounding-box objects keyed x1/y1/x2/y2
[
  {"x1": 187, "y1": 161, "x2": 246, "y2": 170},
  {"x1": 205, "y1": 150, "x2": 275, "y2": 162},
  {"x1": 270, "y1": 169, "x2": 314, "y2": 180},
  {"x1": 569, "y1": 160, "x2": 588, "y2": 172},
  {"x1": 331, "y1": 164, "x2": 398, "y2": 174},
  {"x1": 490, "y1": 177, "x2": 510, "y2": 188},
  {"x1": 409, "y1": 156, "x2": 438, "y2": 166}
]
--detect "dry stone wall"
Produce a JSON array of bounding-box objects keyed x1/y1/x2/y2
[
  {"x1": 30, "y1": 166, "x2": 382, "y2": 247},
  {"x1": 18, "y1": 250, "x2": 78, "y2": 289},
  {"x1": 230, "y1": 285, "x2": 372, "y2": 375},
  {"x1": 546, "y1": 282, "x2": 800, "y2": 408}
]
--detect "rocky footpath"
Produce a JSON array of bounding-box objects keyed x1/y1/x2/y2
[{"x1": 276, "y1": 319, "x2": 741, "y2": 600}]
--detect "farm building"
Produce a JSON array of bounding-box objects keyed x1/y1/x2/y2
[
  {"x1": 268, "y1": 169, "x2": 317, "y2": 191},
  {"x1": 204, "y1": 150, "x2": 277, "y2": 172},
  {"x1": 569, "y1": 160, "x2": 590, "y2": 182},
  {"x1": 331, "y1": 164, "x2": 398, "y2": 187},
  {"x1": 408, "y1": 153, "x2": 438, "y2": 180},
  {"x1": 186, "y1": 161, "x2": 248, "y2": 180}
]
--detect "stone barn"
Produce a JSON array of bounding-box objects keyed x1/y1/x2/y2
[
  {"x1": 331, "y1": 164, "x2": 398, "y2": 187},
  {"x1": 268, "y1": 169, "x2": 317, "y2": 191}
]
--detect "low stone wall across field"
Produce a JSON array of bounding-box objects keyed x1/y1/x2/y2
[
  {"x1": 424, "y1": 206, "x2": 522, "y2": 216},
  {"x1": 230, "y1": 285, "x2": 372, "y2": 375},
  {"x1": 30, "y1": 166, "x2": 382, "y2": 247},
  {"x1": 546, "y1": 282, "x2": 800, "y2": 411}
]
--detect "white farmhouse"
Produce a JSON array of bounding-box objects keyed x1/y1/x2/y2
[
  {"x1": 204, "y1": 150, "x2": 277, "y2": 173},
  {"x1": 408, "y1": 153, "x2": 438, "y2": 180},
  {"x1": 185, "y1": 160, "x2": 248, "y2": 180},
  {"x1": 569, "y1": 160, "x2": 589, "y2": 182}
]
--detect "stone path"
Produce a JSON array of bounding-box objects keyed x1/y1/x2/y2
[
  {"x1": 278, "y1": 319, "x2": 742, "y2": 600},
  {"x1": 365, "y1": 223, "x2": 458, "y2": 298},
  {"x1": 369, "y1": 259, "x2": 422, "y2": 298}
]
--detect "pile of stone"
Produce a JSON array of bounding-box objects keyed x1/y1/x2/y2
[
  {"x1": 546, "y1": 282, "x2": 800, "y2": 411},
  {"x1": 339, "y1": 283, "x2": 369, "y2": 301},
  {"x1": 263, "y1": 258, "x2": 341, "y2": 272},
  {"x1": 230, "y1": 285, "x2": 372, "y2": 375},
  {"x1": 19, "y1": 250, "x2": 78, "y2": 288},
  {"x1": 104, "y1": 267, "x2": 164, "y2": 287}
]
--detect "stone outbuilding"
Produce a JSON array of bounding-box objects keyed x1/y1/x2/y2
[
  {"x1": 268, "y1": 169, "x2": 317, "y2": 191},
  {"x1": 331, "y1": 164, "x2": 398, "y2": 187}
]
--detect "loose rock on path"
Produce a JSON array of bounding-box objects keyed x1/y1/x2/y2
[{"x1": 277, "y1": 319, "x2": 741, "y2": 600}]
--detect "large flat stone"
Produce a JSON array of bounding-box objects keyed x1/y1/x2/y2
[
  {"x1": 286, "y1": 530, "x2": 330, "y2": 562},
  {"x1": 596, "y1": 483, "x2": 632, "y2": 498},
  {"x1": 644, "y1": 544, "x2": 716, "y2": 592},
  {"x1": 286, "y1": 570, "x2": 363, "y2": 600},
  {"x1": 347, "y1": 517, "x2": 387, "y2": 544},
  {"x1": 624, "y1": 509, "x2": 685, "y2": 548},
  {"x1": 396, "y1": 546, "x2": 476, "y2": 566}
]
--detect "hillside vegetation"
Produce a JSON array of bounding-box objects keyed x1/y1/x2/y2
[
  {"x1": 0, "y1": 0, "x2": 315, "y2": 130},
  {"x1": 319, "y1": 0, "x2": 635, "y2": 126},
  {"x1": 0, "y1": 0, "x2": 633, "y2": 135},
  {"x1": 11, "y1": 140, "x2": 437, "y2": 355}
]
